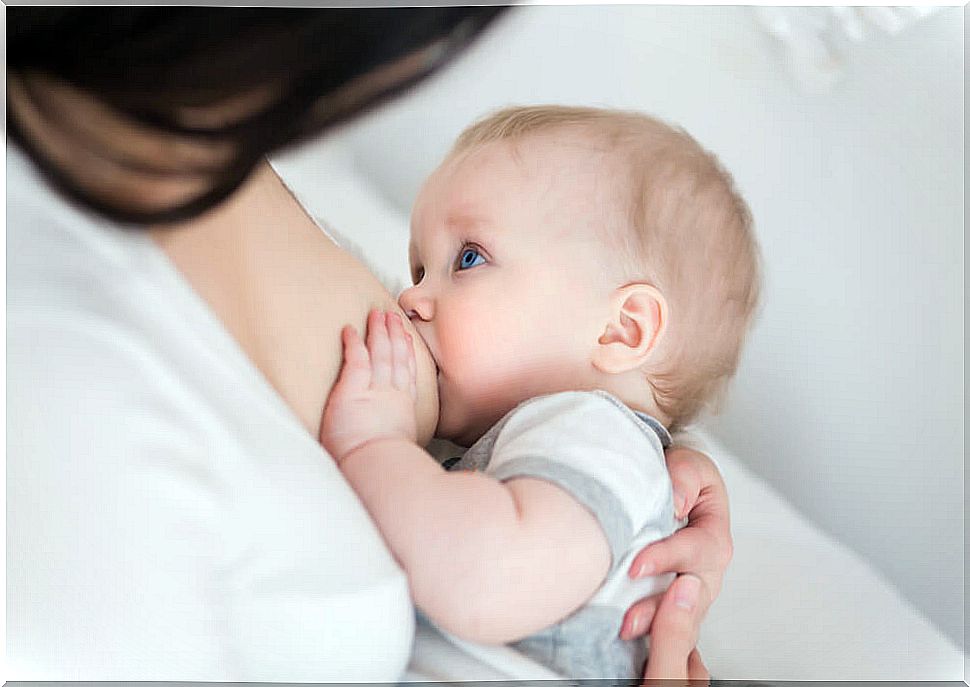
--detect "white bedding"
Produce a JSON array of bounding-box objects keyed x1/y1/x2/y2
[{"x1": 270, "y1": 143, "x2": 965, "y2": 681}]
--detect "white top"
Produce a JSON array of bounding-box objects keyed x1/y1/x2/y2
[{"x1": 6, "y1": 147, "x2": 414, "y2": 681}]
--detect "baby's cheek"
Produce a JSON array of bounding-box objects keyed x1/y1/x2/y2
[
  {"x1": 444, "y1": 329, "x2": 502, "y2": 385},
  {"x1": 437, "y1": 335, "x2": 494, "y2": 409},
  {"x1": 449, "y1": 347, "x2": 521, "y2": 415}
]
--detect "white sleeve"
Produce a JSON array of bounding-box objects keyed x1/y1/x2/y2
[{"x1": 484, "y1": 392, "x2": 675, "y2": 571}]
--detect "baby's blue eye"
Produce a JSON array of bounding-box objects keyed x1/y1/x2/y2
[{"x1": 457, "y1": 246, "x2": 486, "y2": 271}]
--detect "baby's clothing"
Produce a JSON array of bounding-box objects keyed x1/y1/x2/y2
[{"x1": 444, "y1": 390, "x2": 681, "y2": 678}]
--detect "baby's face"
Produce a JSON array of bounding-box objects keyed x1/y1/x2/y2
[{"x1": 399, "y1": 135, "x2": 619, "y2": 446}]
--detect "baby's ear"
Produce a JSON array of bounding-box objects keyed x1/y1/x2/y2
[{"x1": 592, "y1": 283, "x2": 667, "y2": 375}]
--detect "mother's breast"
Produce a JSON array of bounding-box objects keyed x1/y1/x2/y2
[
  {"x1": 152, "y1": 161, "x2": 440, "y2": 445},
  {"x1": 304, "y1": 240, "x2": 441, "y2": 445}
]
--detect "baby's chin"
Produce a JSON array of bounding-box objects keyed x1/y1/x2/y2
[
  {"x1": 434, "y1": 409, "x2": 493, "y2": 449},
  {"x1": 434, "y1": 383, "x2": 530, "y2": 447},
  {"x1": 433, "y1": 424, "x2": 477, "y2": 451}
]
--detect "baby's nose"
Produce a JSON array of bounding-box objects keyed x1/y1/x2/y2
[{"x1": 398, "y1": 285, "x2": 433, "y2": 322}]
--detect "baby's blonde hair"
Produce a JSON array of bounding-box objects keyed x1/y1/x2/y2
[{"x1": 451, "y1": 105, "x2": 762, "y2": 430}]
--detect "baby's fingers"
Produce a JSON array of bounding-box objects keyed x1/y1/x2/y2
[
  {"x1": 334, "y1": 325, "x2": 371, "y2": 393},
  {"x1": 366, "y1": 308, "x2": 392, "y2": 387},
  {"x1": 405, "y1": 327, "x2": 417, "y2": 401},
  {"x1": 387, "y1": 312, "x2": 412, "y2": 392}
]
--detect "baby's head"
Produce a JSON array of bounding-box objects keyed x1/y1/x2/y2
[{"x1": 400, "y1": 105, "x2": 760, "y2": 446}]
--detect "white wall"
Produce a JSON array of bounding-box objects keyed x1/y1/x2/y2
[{"x1": 326, "y1": 5, "x2": 965, "y2": 646}]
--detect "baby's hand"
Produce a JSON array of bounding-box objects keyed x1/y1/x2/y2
[{"x1": 320, "y1": 309, "x2": 419, "y2": 464}]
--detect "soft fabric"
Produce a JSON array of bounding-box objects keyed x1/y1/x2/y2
[
  {"x1": 6, "y1": 146, "x2": 415, "y2": 681},
  {"x1": 442, "y1": 391, "x2": 680, "y2": 678}
]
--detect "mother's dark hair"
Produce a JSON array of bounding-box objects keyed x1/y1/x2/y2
[{"x1": 6, "y1": 7, "x2": 506, "y2": 224}]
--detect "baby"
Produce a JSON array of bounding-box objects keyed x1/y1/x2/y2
[{"x1": 320, "y1": 105, "x2": 760, "y2": 678}]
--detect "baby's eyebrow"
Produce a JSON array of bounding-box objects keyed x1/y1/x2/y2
[{"x1": 445, "y1": 211, "x2": 483, "y2": 232}]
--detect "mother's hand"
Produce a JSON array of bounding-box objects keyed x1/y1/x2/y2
[
  {"x1": 641, "y1": 574, "x2": 710, "y2": 682},
  {"x1": 619, "y1": 447, "x2": 732, "y2": 677}
]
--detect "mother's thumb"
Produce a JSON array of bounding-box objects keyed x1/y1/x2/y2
[{"x1": 642, "y1": 574, "x2": 704, "y2": 680}]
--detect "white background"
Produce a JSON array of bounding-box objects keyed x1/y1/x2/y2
[{"x1": 317, "y1": 5, "x2": 965, "y2": 647}]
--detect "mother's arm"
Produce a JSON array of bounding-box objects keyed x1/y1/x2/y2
[{"x1": 621, "y1": 447, "x2": 732, "y2": 678}]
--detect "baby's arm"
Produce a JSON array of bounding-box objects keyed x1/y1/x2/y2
[{"x1": 320, "y1": 310, "x2": 610, "y2": 644}]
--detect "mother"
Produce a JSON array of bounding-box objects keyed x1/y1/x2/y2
[{"x1": 7, "y1": 7, "x2": 731, "y2": 681}]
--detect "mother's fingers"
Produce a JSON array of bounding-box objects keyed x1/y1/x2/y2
[
  {"x1": 688, "y1": 649, "x2": 709, "y2": 682},
  {"x1": 629, "y1": 527, "x2": 720, "y2": 605},
  {"x1": 642, "y1": 574, "x2": 704, "y2": 680},
  {"x1": 665, "y1": 447, "x2": 727, "y2": 520},
  {"x1": 620, "y1": 592, "x2": 660, "y2": 640}
]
